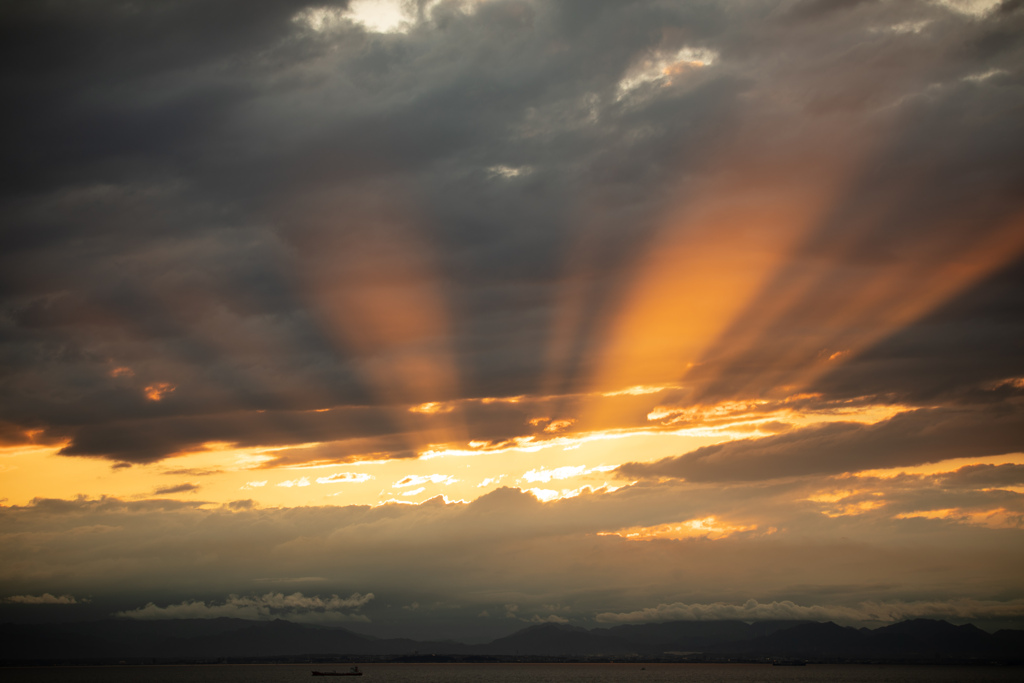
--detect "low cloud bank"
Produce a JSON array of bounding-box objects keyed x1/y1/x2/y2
[
  {"x1": 596, "y1": 598, "x2": 1024, "y2": 624},
  {"x1": 3, "y1": 593, "x2": 81, "y2": 605},
  {"x1": 116, "y1": 592, "x2": 374, "y2": 622}
]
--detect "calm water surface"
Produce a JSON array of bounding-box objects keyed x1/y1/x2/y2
[{"x1": 3, "y1": 663, "x2": 1022, "y2": 683}]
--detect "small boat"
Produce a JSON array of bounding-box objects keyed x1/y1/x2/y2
[
  {"x1": 312, "y1": 666, "x2": 363, "y2": 676},
  {"x1": 771, "y1": 659, "x2": 806, "y2": 666}
]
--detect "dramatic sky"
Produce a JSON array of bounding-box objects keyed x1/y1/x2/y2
[{"x1": 2, "y1": 0, "x2": 1023, "y2": 642}]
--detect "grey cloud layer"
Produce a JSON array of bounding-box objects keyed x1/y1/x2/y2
[
  {"x1": 1, "y1": 0, "x2": 1023, "y2": 463},
  {"x1": 3, "y1": 468, "x2": 1022, "y2": 638}
]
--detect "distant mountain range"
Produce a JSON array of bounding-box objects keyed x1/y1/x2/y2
[{"x1": 2, "y1": 618, "x2": 1022, "y2": 664}]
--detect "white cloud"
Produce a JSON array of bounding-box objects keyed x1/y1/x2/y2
[
  {"x1": 487, "y1": 165, "x2": 533, "y2": 179},
  {"x1": 931, "y1": 0, "x2": 1002, "y2": 17},
  {"x1": 617, "y1": 46, "x2": 718, "y2": 99},
  {"x1": 277, "y1": 477, "x2": 311, "y2": 488},
  {"x1": 963, "y1": 69, "x2": 1007, "y2": 83},
  {"x1": 116, "y1": 592, "x2": 374, "y2": 621},
  {"x1": 4, "y1": 593, "x2": 80, "y2": 605},
  {"x1": 877, "y1": 20, "x2": 932, "y2": 35}
]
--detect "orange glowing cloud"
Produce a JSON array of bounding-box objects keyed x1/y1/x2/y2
[
  {"x1": 144, "y1": 382, "x2": 175, "y2": 401},
  {"x1": 600, "y1": 516, "x2": 759, "y2": 541},
  {"x1": 409, "y1": 402, "x2": 454, "y2": 415}
]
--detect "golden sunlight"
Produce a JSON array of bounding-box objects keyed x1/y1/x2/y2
[{"x1": 599, "y1": 516, "x2": 759, "y2": 541}]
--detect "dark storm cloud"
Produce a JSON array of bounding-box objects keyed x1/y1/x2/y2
[
  {"x1": 0, "y1": 0, "x2": 323, "y2": 199},
  {"x1": 1, "y1": 0, "x2": 1023, "y2": 463},
  {"x1": 56, "y1": 404, "x2": 429, "y2": 463},
  {"x1": 620, "y1": 403, "x2": 1024, "y2": 482}
]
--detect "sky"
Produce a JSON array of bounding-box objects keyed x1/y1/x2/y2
[{"x1": 1, "y1": 0, "x2": 1023, "y2": 643}]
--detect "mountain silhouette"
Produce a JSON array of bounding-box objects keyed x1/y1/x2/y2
[{"x1": 2, "y1": 617, "x2": 1021, "y2": 663}]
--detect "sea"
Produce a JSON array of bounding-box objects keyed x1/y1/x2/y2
[{"x1": 2, "y1": 663, "x2": 1022, "y2": 683}]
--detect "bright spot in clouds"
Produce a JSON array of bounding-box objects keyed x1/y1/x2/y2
[
  {"x1": 346, "y1": 0, "x2": 407, "y2": 34},
  {"x1": 601, "y1": 385, "x2": 671, "y2": 397},
  {"x1": 527, "y1": 488, "x2": 560, "y2": 503},
  {"x1": 409, "y1": 402, "x2": 453, "y2": 414},
  {"x1": 292, "y1": 1, "x2": 414, "y2": 34},
  {"x1": 601, "y1": 517, "x2": 759, "y2": 541}
]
